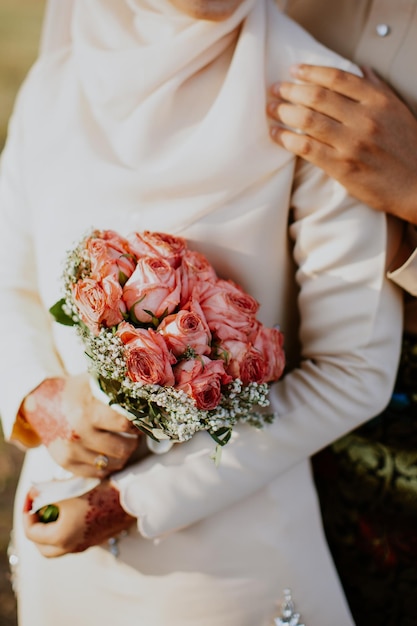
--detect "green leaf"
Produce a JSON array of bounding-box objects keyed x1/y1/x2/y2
[
  {"x1": 143, "y1": 309, "x2": 161, "y2": 328},
  {"x1": 131, "y1": 420, "x2": 161, "y2": 441},
  {"x1": 49, "y1": 299, "x2": 75, "y2": 326},
  {"x1": 98, "y1": 376, "x2": 122, "y2": 397},
  {"x1": 209, "y1": 427, "x2": 232, "y2": 446}
]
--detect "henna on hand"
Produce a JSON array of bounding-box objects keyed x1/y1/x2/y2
[
  {"x1": 23, "y1": 480, "x2": 136, "y2": 557},
  {"x1": 22, "y1": 378, "x2": 78, "y2": 445},
  {"x1": 74, "y1": 483, "x2": 135, "y2": 552},
  {"x1": 18, "y1": 374, "x2": 141, "y2": 478}
]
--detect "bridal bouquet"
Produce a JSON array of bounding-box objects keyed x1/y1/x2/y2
[{"x1": 50, "y1": 229, "x2": 285, "y2": 457}]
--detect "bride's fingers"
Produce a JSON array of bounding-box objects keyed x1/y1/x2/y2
[
  {"x1": 85, "y1": 428, "x2": 139, "y2": 460},
  {"x1": 75, "y1": 443, "x2": 136, "y2": 476},
  {"x1": 91, "y1": 400, "x2": 140, "y2": 436},
  {"x1": 23, "y1": 508, "x2": 78, "y2": 557},
  {"x1": 63, "y1": 458, "x2": 114, "y2": 479},
  {"x1": 33, "y1": 544, "x2": 68, "y2": 558},
  {"x1": 23, "y1": 509, "x2": 63, "y2": 547},
  {"x1": 47, "y1": 431, "x2": 138, "y2": 477}
]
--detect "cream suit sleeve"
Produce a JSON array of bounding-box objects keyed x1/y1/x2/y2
[
  {"x1": 0, "y1": 89, "x2": 66, "y2": 444},
  {"x1": 388, "y1": 225, "x2": 417, "y2": 296},
  {"x1": 112, "y1": 160, "x2": 403, "y2": 538}
]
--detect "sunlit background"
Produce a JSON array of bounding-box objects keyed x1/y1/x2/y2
[
  {"x1": 0, "y1": 1, "x2": 45, "y2": 624},
  {"x1": 0, "y1": 0, "x2": 45, "y2": 147}
]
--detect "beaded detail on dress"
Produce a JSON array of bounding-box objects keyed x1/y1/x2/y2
[
  {"x1": 274, "y1": 589, "x2": 305, "y2": 626},
  {"x1": 7, "y1": 531, "x2": 19, "y2": 595}
]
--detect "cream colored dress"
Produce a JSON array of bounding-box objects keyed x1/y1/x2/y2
[{"x1": 0, "y1": 1, "x2": 402, "y2": 624}]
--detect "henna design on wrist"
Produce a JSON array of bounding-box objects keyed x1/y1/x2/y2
[{"x1": 74, "y1": 484, "x2": 134, "y2": 553}]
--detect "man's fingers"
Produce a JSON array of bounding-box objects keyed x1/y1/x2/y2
[
  {"x1": 270, "y1": 82, "x2": 353, "y2": 123},
  {"x1": 269, "y1": 125, "x2": 337, "y2": 168},
  {"x1": 268, "y1": 100, "x2": 341, "y2": 146},
  {"x1": 291, "y1": 64, "x2": 366, "y2": 98},
  {"x1": 271, "y1": 64, "x2": 376, "y2": 104}
]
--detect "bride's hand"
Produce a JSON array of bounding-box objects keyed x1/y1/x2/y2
[
  {"x1": 23, "y1": 480, "x2": 135, "y2": 557},
  {"x1": 267, "y1": 64, "x2": 417, "y2": 225},
  {"x1": 20, "y1": 373, "x2": 140, "y2": 478}
]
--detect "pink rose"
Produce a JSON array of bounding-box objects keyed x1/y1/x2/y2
[
  {"x1": 157, "y1": 300, "x2": 211, "y2": 357},
  {"x1": 216, "y1": 339, "x2": 267, "y2": 384},
  {"x1": 116, "y1": 322, "x2": 176, "y2": 386},
  {"x1": 71, "y1": 275, "x2": 126, "y2": 335},
  {"x1": 179, "y1": 249, "x2": 217, "y2": 305},
  {"x1": 87, "y1": 230, "x2": 136, "y2": 285},
  {"x1": 174, "y1": 356, "x2": 231, "y2": 410},
  {"x1": 123, "y1": 256, "x2": 181, "y2": 325},
  {"x1": 253, "y1": 324, "x2": 285, "y2": 382},
  {"x1": 196, "y1": 279, "x2": 259, "y2": 342},
  {"x1": 127, "y1": 231, "x2": 186, "y2": 268}
]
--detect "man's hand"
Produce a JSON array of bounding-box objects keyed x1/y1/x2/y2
[{"x1": 267, "y1": 64, "x2": 417, "y2": 225}]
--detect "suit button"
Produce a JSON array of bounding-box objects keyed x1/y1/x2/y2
[{"x1": 376, "y1": 23, "x2": 391, "y2": 37}]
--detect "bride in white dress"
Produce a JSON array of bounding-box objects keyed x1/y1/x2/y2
[{"x1": 0, "y1": 0, "x2": 402, "y2": 624}]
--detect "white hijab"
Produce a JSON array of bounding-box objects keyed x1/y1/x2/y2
[
  {"x1": 37, "y1": 0, "x2": 303, "y2": 232},
  {"x1": 35, "y1": 0, "x2": 362, "y2": 241}
]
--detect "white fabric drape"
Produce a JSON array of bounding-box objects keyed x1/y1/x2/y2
[{"x1": 39, "y1": 0, "x2": 74, "y2": 55}]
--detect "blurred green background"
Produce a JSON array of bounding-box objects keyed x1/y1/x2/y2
[
  {"x1": 0, "y1": 0, "x2": 45, "y2": 148},
  {"x1": 0, "y1": 1, "x2": 45, "y2": 624}
]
